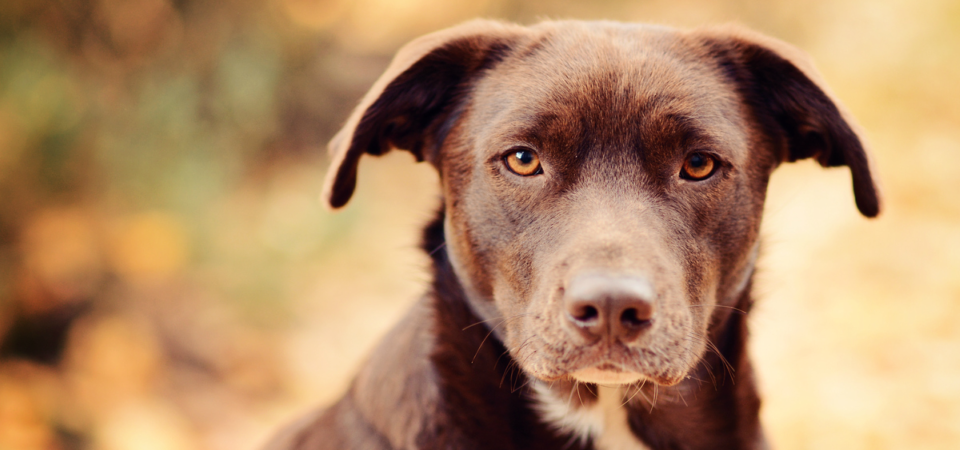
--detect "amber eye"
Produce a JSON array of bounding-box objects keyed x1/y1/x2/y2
[
  {"x1": 680, "y1": 152, "x2": 716, "y2": 180},
  {"x1": 504, "y1": 148, "x2": 542, "y2": 176}
]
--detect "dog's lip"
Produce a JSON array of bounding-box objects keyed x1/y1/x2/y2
[
  {"x1": 569, "y1": 366, "x2": 646, "y2": 385},
  {"x1": 531, "y1": 341, "x2": 647, "y2": 379},
  {"x1": 526, "y1": 338, "x2": 691, "y2": 385}
]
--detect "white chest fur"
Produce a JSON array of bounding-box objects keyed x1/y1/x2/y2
[{"x1": 533, "y1": 382, "x2": 651, "y2": 450}]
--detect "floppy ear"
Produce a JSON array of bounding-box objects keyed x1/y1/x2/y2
[
  {"x1": 322, "y1": 19, "x2": 526, "y2": 209},
  {"x1": 696, "y1": 26, "x2": 882, "y2": 217}
]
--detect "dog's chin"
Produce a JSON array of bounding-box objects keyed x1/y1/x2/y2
[{"x1": 569, "y1": 367, "x2": 646, "y2": 385}]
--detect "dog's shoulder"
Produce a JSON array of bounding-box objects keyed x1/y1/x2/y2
[
  {"x1": 261, "y1": 398, "x2": 396, "y2": 450},
  {"x1": 352, "y1": 297, "x2": 442, "y2": 448},
  {"x1": 264, "y1": 298, "x2": 441, "y2": 450}
]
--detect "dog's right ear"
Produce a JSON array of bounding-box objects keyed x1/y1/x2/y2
[{"x1": 322, "y1": 20, "x2": 526, "y2": 209}]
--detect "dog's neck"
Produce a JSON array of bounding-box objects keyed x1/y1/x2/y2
[{"x1": 420, "y1": 210, "x2": 765, "y2": 450}]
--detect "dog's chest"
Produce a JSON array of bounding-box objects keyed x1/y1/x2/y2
[{"x1": 533, "y1": 383, "x2": 650, "y2": 450}]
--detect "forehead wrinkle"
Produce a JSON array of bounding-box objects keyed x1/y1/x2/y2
[
  {"x1": 469, "y1": 24, "x2": 748, "y2": 165},
  {"x1": 638, "y1": 94, "x2": 744, "y2": 156}
]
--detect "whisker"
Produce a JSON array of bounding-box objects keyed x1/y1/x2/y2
[
  {"x1": 512, "y1": 350, "x2": 536, "y2": 391},
  {"x1": 685, "y1": 372, "x2": 707, "y2": 386},
  {"x1": 471, "y1": 314, "x2": 530, "y2": 363},
  {"x1": 686, "y1": 328, "x2": 736, "y2": 384},
  {"x1": 428, "y1": 241, "x2": 447, "y2": 256},
  {"x1": 582, "y1": 382, "x2": 596, "y2": 398},
  {"x1": 512, "y1": 372, "x2": 534, "y2": 393},
  {"x1": 494, "y1": 348, "x2": 513, "y2": 371},
  {"x1": 676, "y1": 386, "x2": 688, "y2": 407},
  {"x1": 565, "y1": 381, "x2": 580, "y2": 410},
  {"x1": 622, "y1": 380, "x2": 646, "y2": 407},
  {"x1": 687, "y1": 304, "x2": 748, "y2": 315},
  {"x1": 649, "y1": 384, "x2": 659, "y2": 413},
  {"x1": 472, "y1": 322, "x2": 503, "y2": 364},
  {"x1": 500, "y1": 359, "x2": 516, "y2": 389},
  {"x1": 705, "y1": 338, "x2": 736, "y2": 384},
  {"x1": 629, "y1": 379, "x2": 650, "y2": 406},
  {"x1": 683, "y1": 332, "x2": 720, "y2": 390},
  {"x1": 501, "y1": 336, "x2": 536, "y2": 388},
  {"x1": 463, "y1": 312, "x2": 532, "y2": 331}
]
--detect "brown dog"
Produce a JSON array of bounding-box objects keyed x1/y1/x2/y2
[{"x1": 265, "y1": 19, "x2": 880, "y2": 450}]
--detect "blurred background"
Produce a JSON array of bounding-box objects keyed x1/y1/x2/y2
[{"x1": 0, "y1": 0, "x2": 958, "y2": 449}]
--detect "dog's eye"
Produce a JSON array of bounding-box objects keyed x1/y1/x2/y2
[
  {"x1": 504, "y1": 148, "x2": 542, "y2": 176},
  {"x1": 680, "y1": 152, "x2": 716, "y2": 181}
]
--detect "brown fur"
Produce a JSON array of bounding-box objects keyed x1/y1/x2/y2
[{"x1": 265, "y1": 19, "x2": 880, "y2": 450}]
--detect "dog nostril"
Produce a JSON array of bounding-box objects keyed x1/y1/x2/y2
[
  {"x1": 620, "y1": 307, "x2": 651, "y2": 329},
  {"x1": 571, "y1": 304, "x2": 599, "y2": 322}
]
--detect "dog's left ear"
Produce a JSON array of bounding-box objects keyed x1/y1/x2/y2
[
  {"x1": 695, "y1": 26, "x2": 882, "y2": 217},
  {"x1": 322, "y1": 20, "x2": 526, "y2": 209}
]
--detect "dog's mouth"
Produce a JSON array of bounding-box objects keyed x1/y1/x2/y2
[
  {"x1": 570, "y1": 364, "x2": 646, "y2": 385},
  {"x1": 564, "y1": 349, "x2": 652, "y2": 385},
  {"x1": 515, "y1": 332, "x2": 696, "y2": 387}
]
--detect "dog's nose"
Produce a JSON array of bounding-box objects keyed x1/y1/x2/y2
[{"x1": 564, "y1": 274, "x2": 655, "y2": 343}]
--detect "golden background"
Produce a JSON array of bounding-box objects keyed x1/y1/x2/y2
[{"x1": 0, "y1": 0, "x2": 958, "y2": 449}]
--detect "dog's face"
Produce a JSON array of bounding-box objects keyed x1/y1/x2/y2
[
  {"x1": 439, "y1": 28, "x2": 768, "y2": 386},
  {"x1": 323, "y1": 21, "x2": 880, "y2": 386}
]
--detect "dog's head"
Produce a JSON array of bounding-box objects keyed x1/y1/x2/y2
[{"x1": 323, "y1": 20, "x2": 880, "y2": 386}]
